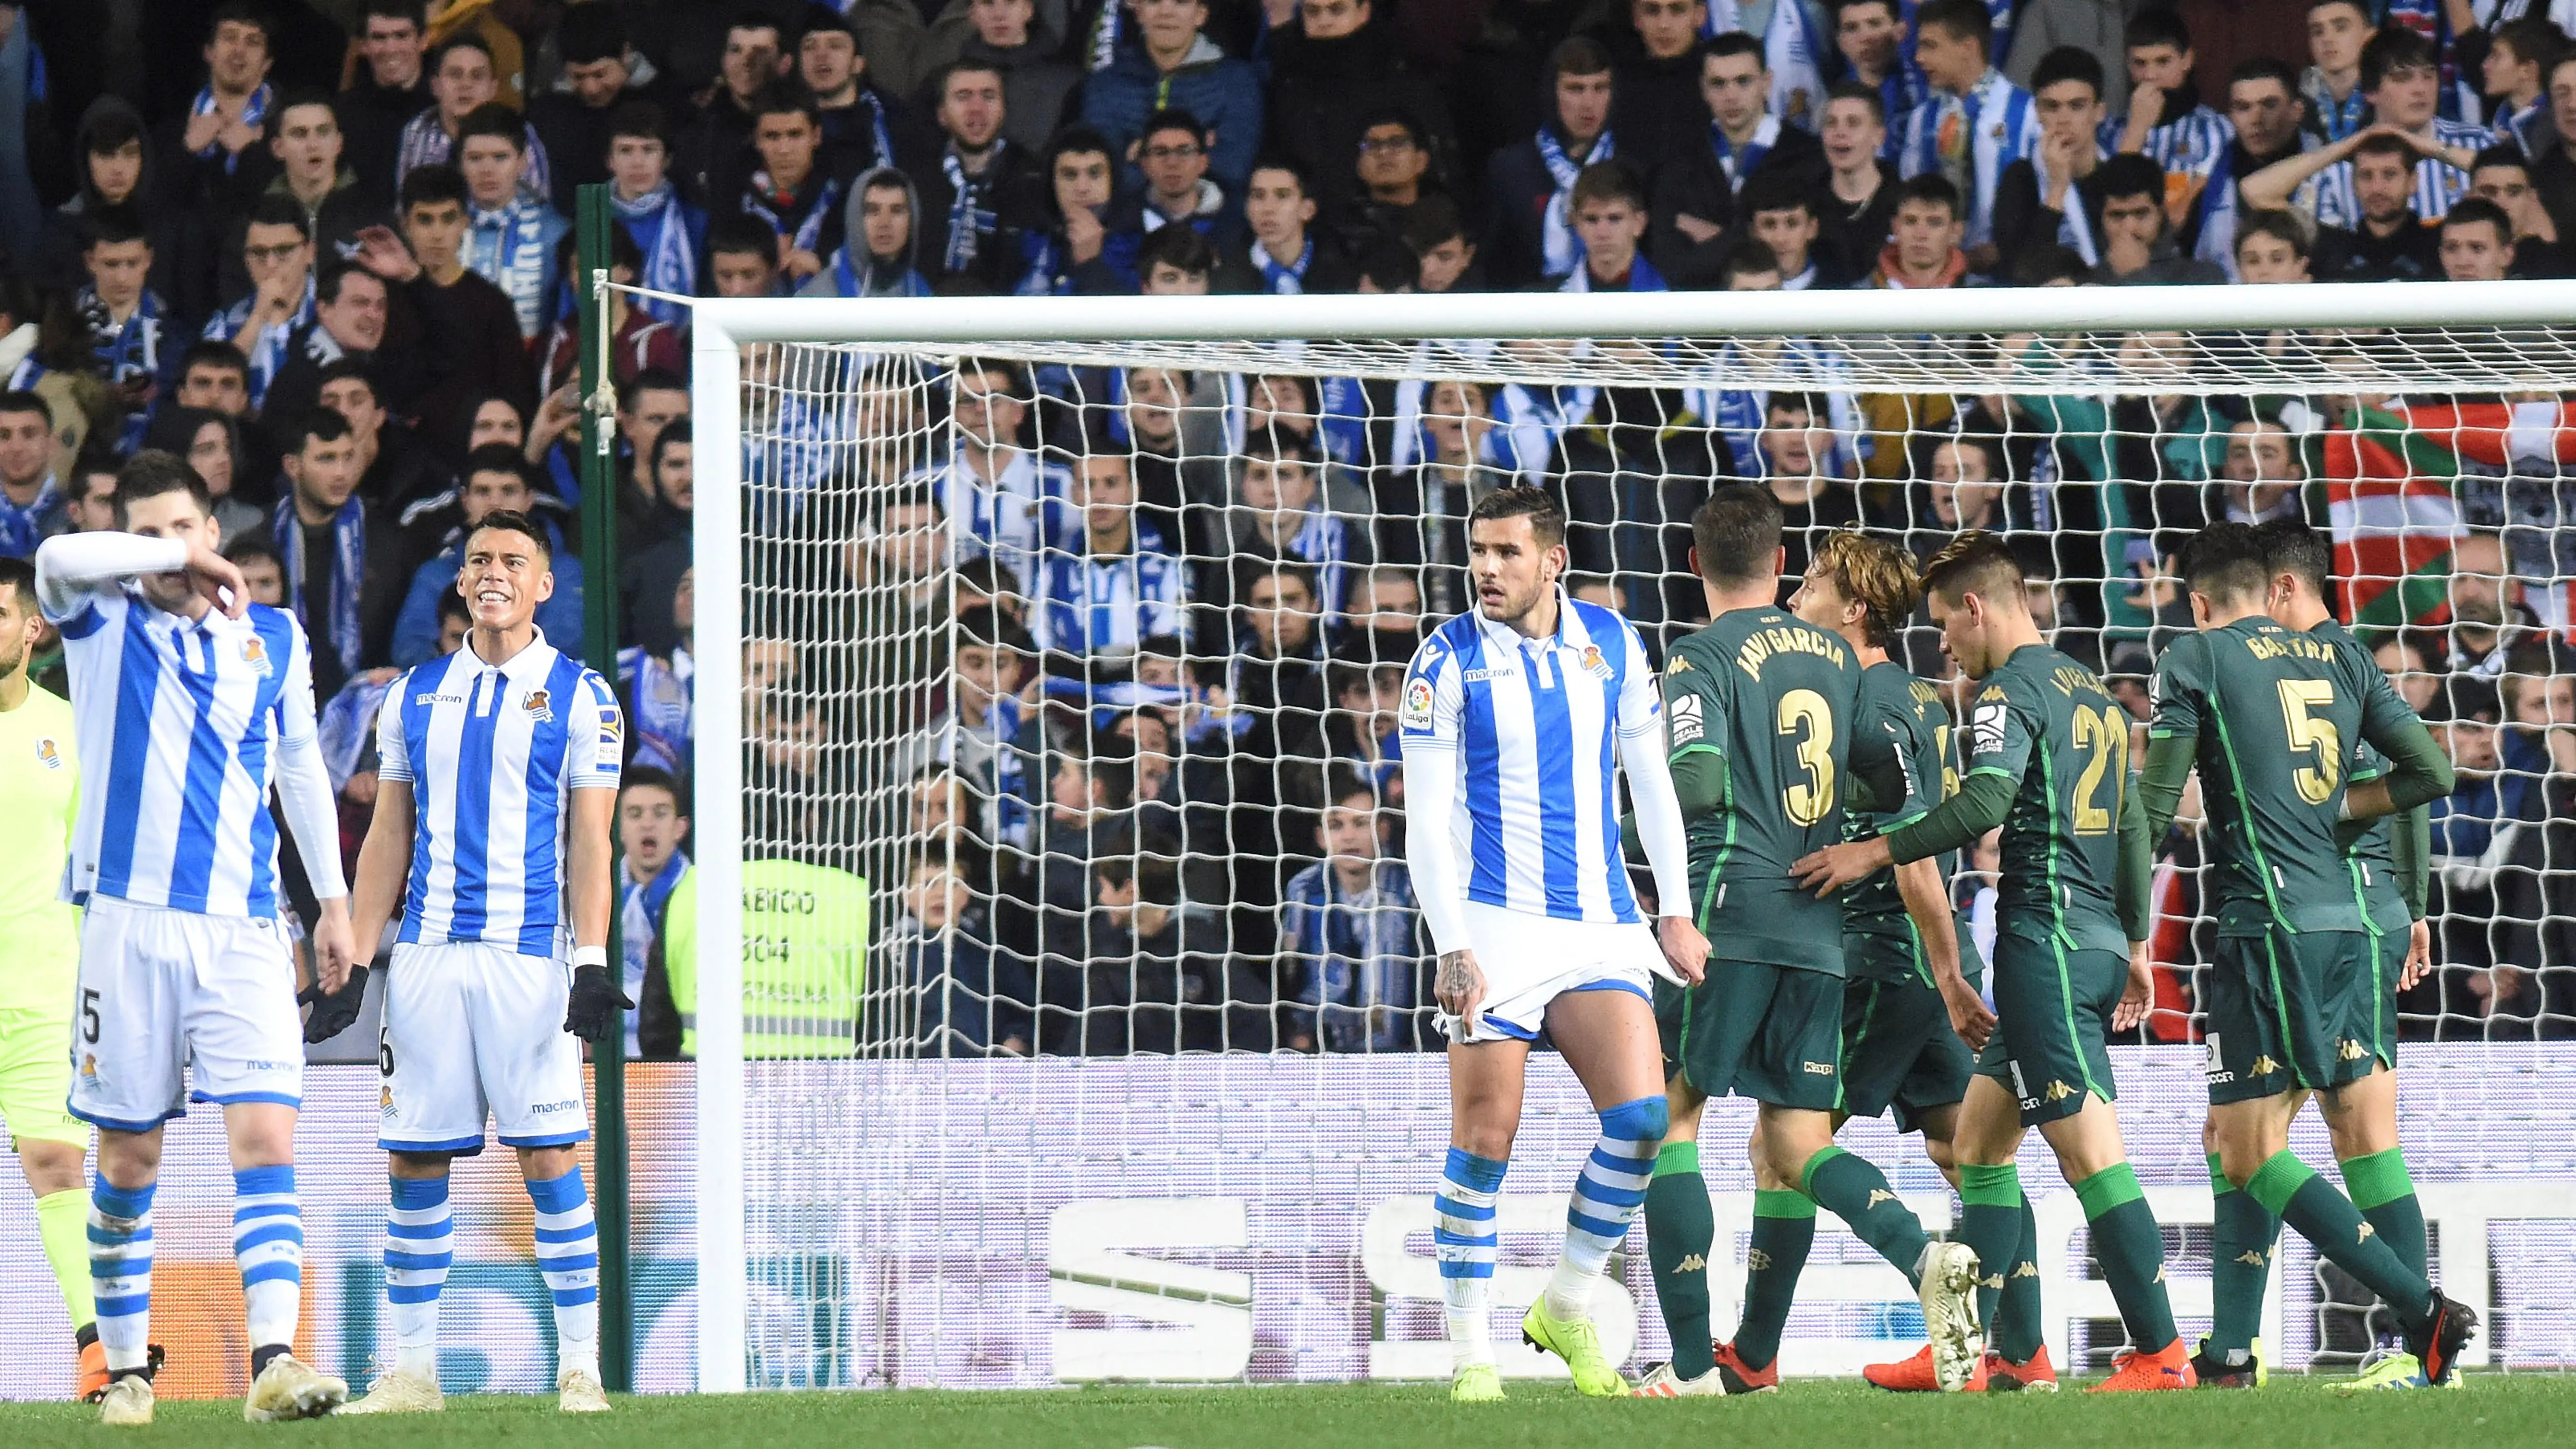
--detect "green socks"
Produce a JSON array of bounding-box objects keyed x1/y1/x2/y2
[
  {"x1": 1956, "y1": 1162, "x2": 2023, "y2": 1341},
  {"x1": 1643, "y1": 1142, "x2": 1716, "y2": 1379},
  {"x1": 1733, "y1": 1189, "x2": 1816, "y2": 1372},
  {"x1": 1991, "y1": 1191, "x2": 2045, "y2": 1365},
  {"x1": 2207, "y1": 1151, "x2": 2279, "y2": 1363},
  {"x1": 2339, "y1": 1147, "x2": 2428, "y2": 1282},
  {"x1": 2073, "y1": 1164, "x2": 2179, "y2": 1351},
  {"x1": 2249, "y1": 1150, "x2": 2433, "y2": 1332},
  {"x1": 35, "y1": 1188, "x2": 95, "y2": 1332},
  {"x1": 1802, "y1": 1145, "x2": 1933, "y2": 1284}
]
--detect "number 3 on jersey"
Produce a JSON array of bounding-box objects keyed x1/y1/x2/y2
[{"x1": 1778, "y1": 688, "x2": 1835, "y2": 826}]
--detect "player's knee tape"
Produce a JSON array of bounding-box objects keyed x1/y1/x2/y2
[{"x1": 1600, "y1": 1095, "x2": 1668, "y2": 1143}]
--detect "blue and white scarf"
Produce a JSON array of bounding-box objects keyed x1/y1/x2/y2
[
  {"x1": 941, "y1": 147, "x2": 1004, "y2": 273},
  {"x1": 1537, "y1": 126, "x2": 1612, "y2": 277},
  {"x1": 1708, "y1": 114, "x2": 1781, "y2": 194},
  {"x1": 317, "y1": 671, "x2": 395, "y2": 790},
  {"x1": 191, "y1": 81, "x2": 271, "y2": 171},
  {"x1": 202, "y1": 278, "x2": 315, "y2": 407},
  {"x1": 81, "y1": 287, "x2": 168, "y2": 453},
  {"x1": 830, "y1": 244, "x2": 931, "y2": 298},
  {"x1": 746, "y1": 171, "x2": 843, "y2": 259},
  {"x1": 618, "y1": 642, "x2": 695, "y2": 774},
  {"x1": 845, "y1": 87, "x2": 898, "y2": 171},
  {"x1": 2035, "y1": 149, "x2": 2099, "y2": 267},
  {"x1": 610, "y1": 184, "x2": 697, "y2": 324},
  {"x1": 984, "y1": 692, "x2": 1032, "y2": 847},
  {"x1": 467, "y1": 195, "x2": 559, "y2": 339},
  {"x1": 271, "y1": 492, "x2": 366, "y2": 682},
  {"x1": 2302, "y1": 67, "x2": 2368, "y2": 143},
  {"x1": 1281, "y1": 859, "x2": 1423, "y2": 1053},
  {"x1": 1706, "y1": 0, "x2": 1825, "y2": 129},
  {"x1": 1254, "y1": 236, "x2": 1313, "y2": 294},
  {"x1": 620, "y1": 849, "x2": 689, "y2": 1056},
  {"x1": 0, "y1": 476, "x2": 62, "y2": 558}
]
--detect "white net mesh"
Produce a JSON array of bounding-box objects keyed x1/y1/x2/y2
[{"x1": 695, "y1": 306, "x2": 2576, "y2": 1386}]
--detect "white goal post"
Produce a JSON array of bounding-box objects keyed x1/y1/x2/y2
[{"x1": 681, "y1": 280, "x2": 2576, "y2": 1394}]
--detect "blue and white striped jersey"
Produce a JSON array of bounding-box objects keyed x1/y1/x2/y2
[
  {"x1": 2308, "y1": 119, "x2": 2489, "y2": 230},
  {"x1": 1398, "y1": 593, "x2": 1660, "y2": 923},
  {"x1": 1027, "y1": 524, "x2": 1191, "y2": 658},
  {"x1": 2099, "y1": 102, "x2": 2234, "y2": 185},
  {"x1": 45, "y1": 588, "x2": 320, "y2": 918},
  {"x1": 1894, "y1": 70, "x2": 2041, "y2": 250},
  {"x1": 377, "y1": 633, "x2": 622, "y2": 958},
  {"x1": 905, "y1": 447, "x2": 1073, "y2": 580}
]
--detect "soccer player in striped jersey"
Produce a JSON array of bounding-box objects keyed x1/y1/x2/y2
[
  {"x1": 32, "y1": 452, "x2": 356, "y2": 1425},
  {"x1": 1398, "y1": 488, "x2": 1708, "y2": 1403},
  {"x1": 1795, "y1": 533, "x2": 2191, "y2": 1391},
  {"x1": 329, "y1": 509, "x2": 624, "y2": 1413},
  {"x1": 2143, "y1": 522, "x2": 2474, "y2": 1392},
  {"x1": 1642, "y1": 494, "x2": 1980, "y2": 1398}
]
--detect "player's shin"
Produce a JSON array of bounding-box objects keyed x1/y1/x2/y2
[
  {"x1": 2245, "y1": 1150, "x2": 2435, "y2": 1332},
  {"x1": 87, "y1": 1178, "x2": 155, "y2": 1376},
  {"x1": 2207, "y1": 1151, "x2": 2279, "y2": 1365},
  {"x1": 1732, "y1": 1188, "x2": 1817, "y2": 1372},
  {"x1": 2339, "y1": 1147, "x2": 2427, "y2": 1282},
  {"x1": 2071, "y1": 1163, "x2": 2180, "y2": 1351},
  {"x1": 1547, "y1": 1096, "x2": 1663, "y2": 1319},
  {"x1": 1989, "y1": 1192, "x2": 2046, "y2": 1366},
  {"x1": 1956, "y1": 1163, "x2": 2023, "y2": 1337},
  {"x1": 233, "y1": 1166, "x2": 303, "y2": 1372},
  {"x1": 386, "y1": 1175, "x2": 454, "y2": 1379},
  {"x1": 1435, "y1": 1148, "x2": 1509, "y2": 1368},
  {"x1": 1798, "y1": 1143, "x2": 1932, "y2": 1279},
  {"x1": 1643, "y1": 1142, "x2": 1717, "y2": 1379},
  {"x1": 528, "y1": 1169, "x2": 603, "y2": 1379},
  {"x1": 37, "y1": 1186, "x2": 98, "y2": 1333}
]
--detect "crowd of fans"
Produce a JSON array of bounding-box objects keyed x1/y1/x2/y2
[{"x1": 1, "y1": 0, "x2": 2571, "y2": 1060}]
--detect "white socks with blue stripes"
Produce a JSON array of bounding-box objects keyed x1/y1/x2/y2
[
  {"x1": 89, "y1": 1178, "x2": 155, "y2": 1376},
  {"x1": 386, "y1": 1175, "x2": 454, "y2": 1380},
  {"x1": 1434, "y1": 1148, "x2": 1507, "y2": 1370},
  {"x1": 527, "y1": 1169, "x2": 601, "y2": 1380},
  {"x1": 233, "y1": 1165, "x2": 304, "y2": 1365},
  {"x1": 1544, "y1": 1096, "x2": 1666, "y2": 1321}
]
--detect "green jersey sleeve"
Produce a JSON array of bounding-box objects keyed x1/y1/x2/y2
[
  {"x1": 1662, "y1": 642, "x2": 1729, "y2": 765},
  {"x1": 2146, "y1": 631, "x2": 2212, "y2": 741},
  {"x1": 1964, "y1": 673, "x2": 2037, "y2": 783}
]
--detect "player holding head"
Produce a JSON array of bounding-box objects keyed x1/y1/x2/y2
[
  {"x1": 2136, "y1": 521, "x2": 2474, "y2": 1391},
  {"x1": 1643, "y1": 493, "x2": 1981, "y2": 1398},
  {"x1": 327, "y1": 509, "x2": 625, "y2": 1413},
  {"x1": 1796, "y1": 531, "x2": 2193, "y2": 1391},
  {"x1": 0, "y1": 556, "x2": 110, "y2": 1398},
  {"x1": 32, "y1": 452, "x2": 356, "y2": 1424},
  {"x1": 1398, "y1": 487, "x2": 1708, "y2": 1402},
  {"x1": 1794, "y1": 531, "x2": 2055, "y2": 1395}
]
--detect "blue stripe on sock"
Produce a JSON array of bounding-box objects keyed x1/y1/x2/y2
[
  {"x1": 91, "y1": 1181, "x2": 154, "y2": 1217},
  {"x1": 526, "y1": 1171, "x2": 587, "y2": 1214},
  {"x1": 1441, "y1": 1148, "x2": 1508, "y2": 1193},
  {"x1": 1431, "y1": 1194, "x2": 1495, "y2": 1221},
  {"x1": 391, "y1": 1178, "x2": 450, "y2": 1210},
  {"x1": 95, "y1": 1293, "x2": 149, "y2": 1317},
  {"x1": 88, "y1": 1225, "x2": 153, "y2": 1246},
  {"x1": 551, "y1": 1287, "x2": 600, "y2": 1307},
  {"x1": 1578, "y1": 1180, "x2": 1649, "y2": 1210},
  {"x1": 385, "y1": 1249, "x2": 454, "y2": 1271},
  {"x1": 233, "y1": 1165, "x2": 295, "y2": 1195},
  {"x1": 387, "y1": 1220, "x2": 453, "y2": 1242},
  {"x1": 541, "y1": 1253, "x2": 601, "y2": 1273},
  {"x1": 241, "y1": 1260, "x2": 301, "y2": 1286},
  {"x1": 388, "y1": 1284, "x2": 444, "y2": 1304},
  {"x1": 1436, "y1": 1261, "x2": 1494, "y2": 1279},
  {"x1": 234, "y1": 1221, "x2": 303, "y2": 1252},
  {"x1": 1568, "y1": 1208, "x2": 1625, "y2": 1241},
  {"x1": 533, "y1": 1223, "x2": 596, "y2": 1244}
]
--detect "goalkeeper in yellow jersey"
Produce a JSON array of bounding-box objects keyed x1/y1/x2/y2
[{"x1": 0, "y1": 557, "x2": 103, "y2": 1397}]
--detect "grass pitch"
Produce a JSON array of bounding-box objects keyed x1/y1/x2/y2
[{"x1": 1, "y1": 1375, "x2": 2562, "y2": 1449}]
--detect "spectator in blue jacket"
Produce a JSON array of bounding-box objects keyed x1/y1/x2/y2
[
  {"x1": 390, "y1": 443, "x2": 586, "y2": 665},
  {"x1": 1081, "y1": 0, "x2": 1265, "y2": 195}
]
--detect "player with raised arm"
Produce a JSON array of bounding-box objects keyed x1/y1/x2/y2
[
  {"x1": 1794, "y1": 531, "x2": 2193, "y2": 1392},
  {"x1": 32, "y1": 452, "x2": 356, "y2": 1425},
  {"x1": 319, "y1": 510, "x2": 626, "y2": 1414},
  {"x1": 1638, "y1": 491, "x2": 1981, "y2": 1398},
  {"x1": 1796, "y1": 532, "x2": 2056, "y2": 1396},
  {"x1": 1399, "y1": 487, "x2": 1708, "y2": 1403},
  {"x1": 2134, "y1": 522, "x2": 2474, "y2": 1392}
]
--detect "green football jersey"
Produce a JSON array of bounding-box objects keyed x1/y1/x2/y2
[
  {"x1": 1965, "y1": 644, "x2": 2132, "y2": 956},
  {"x1": 2312, "y1": 620, "x2": 2415, "y2": 936},
  {"x1": 1841, "y1": 662, "x2": 1969, "y2": 975},
  {"x1": 2149, "y1": 615, "x2": 2413, "y2": 935},
  {"x1": 1662, "y1": 606, "x2": 1861, "y2": 975}
]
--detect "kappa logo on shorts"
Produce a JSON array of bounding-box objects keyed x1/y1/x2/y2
[
  {"x1": 35, "y1": 736, "x2": 62, "y2": 769},
  {"x1": 2249, "y1": 1055, "x2": 2282, "y2": 1077},
  {"x1": 240, "y1": 635, "x2": 274, "y2": 678},
  {"x1": 2043, "y1": 1081, "x2": 2075, "y2": 1102},
  {"x1": 523, "y1": 688, "x2": 555, "y2": 723},
  {"x1": 2338, "y1": 1038, "x2": 2369, "y2": 1061},
  {"x1": 1802, "y1": 1060, "x2": 1835, "y2": 1076}
]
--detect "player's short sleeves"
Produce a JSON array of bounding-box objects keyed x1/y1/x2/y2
[
  {"x1": 1398, "y1": 632, "x2": 1463, "y2": 750},
  {"x1": 375, "y1": 670, "x2": 415, "y2": 785},
  {"x1": 1608, "y1": 614, "x2": 1663, "y2": 741},
  {"x1": 1659, "y1": 640, "x2": 1727, "y2": 761},
  {"x1": 2147, "y1": 631, "x2": 2210, "y2": 739},
  {"x1": 567, "y1": 669, "x2": 625, "y2": 790},
  {"x1": 1964, "y1": 675, "x2": 2036, "y2": 781}
]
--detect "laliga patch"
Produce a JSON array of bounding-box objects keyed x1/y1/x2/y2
[
  {"x1": 240, "y1": 634, "x2": 274, "y2": 678},
  {"x1": 523, "y1": 688, "x2": 556, "y2": 724},
  {"x1": 1668, "y1": 694, "x2": 1705, "y2": 746},
  {"x1": 1400, "y1": 676, "x2": 1435, "y2": 729},
  {"x1": 1971, "y1": 702, "x2": 2007, "y2": 759}
]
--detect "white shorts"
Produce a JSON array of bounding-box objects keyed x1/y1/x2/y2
[
  {"x1": 1439, "y1": 902, "x2": 1661, "y2": 1045},
  {"x1": 69, "y1": 896, "x2": 303, "y2": 1132},
  {"x1": 379, "y1": 940, "x2": 588, "y2": 1155}
]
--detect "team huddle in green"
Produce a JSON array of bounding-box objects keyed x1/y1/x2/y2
[{"x1": 1551, "y1": 494, "x2": 2476, "y2": 1398}]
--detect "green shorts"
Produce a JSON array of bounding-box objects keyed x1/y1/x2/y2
[
  {"x1": 2205, "y1": 926, "x2": 2391, "y2": 1106},
  {"x1": 1840, "y1": 967, "x2": 1974, "y2": 1134},
  {"x1": 0, "y1": 1003, "x2": 87, "y2": 1151},
  {"x1": 1973, "y1": 933, "x2": 2126, "y2": 1128},
  {"x1": 1657, "y1": 958, "x2": 1844, "y2": 1111}
]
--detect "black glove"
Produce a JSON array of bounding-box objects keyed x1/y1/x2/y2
[
  {"x1": 298, "y1": 963, "x2": 369, "y2": 1044},
  {"x1": 565, "y1": 963, "x2": 634, "y2": 1043}
]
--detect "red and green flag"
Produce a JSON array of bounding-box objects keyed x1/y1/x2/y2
[{"x1": 2318, "y1": 401, "x2": 2576, "y2": 630}]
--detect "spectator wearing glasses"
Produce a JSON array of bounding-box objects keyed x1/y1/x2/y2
[
  {"x1": 1267, "y1": 0, "x2": 1454, "y2": 216},
  {"x1": 1082, "y1": 0, "x2": 1266, "y2": 196}
]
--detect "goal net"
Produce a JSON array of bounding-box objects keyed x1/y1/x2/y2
[{"x1": 664, "y1": 285, "x2": 2576, "y2": 1392}]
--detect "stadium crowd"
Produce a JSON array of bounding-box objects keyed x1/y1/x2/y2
[{"x1": 1, "y1": 0, "x2": 2573, "y2": 1063}]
